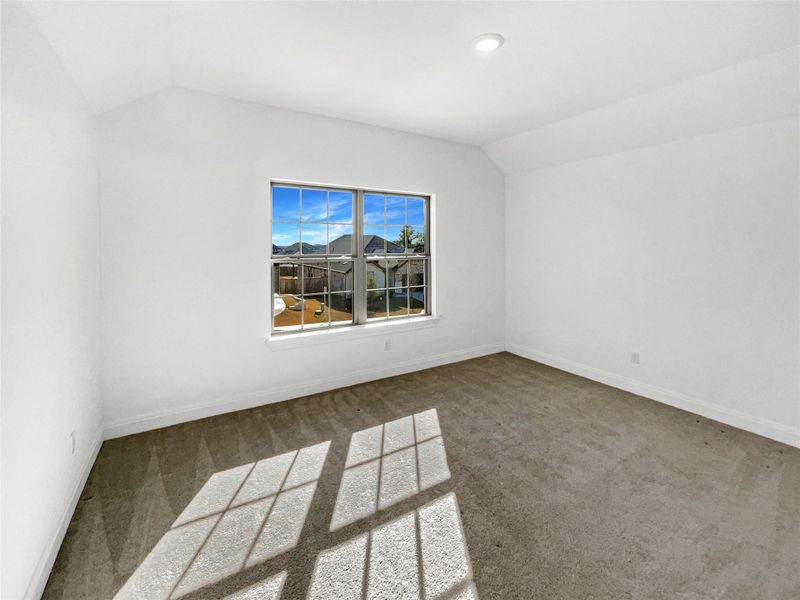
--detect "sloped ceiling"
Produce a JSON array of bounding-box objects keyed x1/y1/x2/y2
[
  {"x1": 485, "y1": 46, "x2": 800, "y2": 174},
  {"x1": 24, "y1": 1, "x2": 800, "y2": 147}
]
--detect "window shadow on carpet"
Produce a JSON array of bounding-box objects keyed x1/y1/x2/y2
[{"x1": 113, "y1": 409, "x2": 477, "y2": 600}]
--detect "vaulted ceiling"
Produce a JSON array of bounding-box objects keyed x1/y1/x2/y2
[{"x1": 24, "y1": 1, "x2": 800, "y2": 146}]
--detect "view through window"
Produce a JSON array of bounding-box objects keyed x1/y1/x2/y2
[{"x1": 271, "y1": 184, "x2": 430, "y2": 334}]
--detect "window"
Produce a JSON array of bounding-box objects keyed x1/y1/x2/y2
[{"x1": 271, "y1": 183, "x2": 430, "y2": 334}]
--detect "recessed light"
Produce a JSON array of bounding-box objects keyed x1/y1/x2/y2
[{"x1": 473, "y1": 33, "x2": 504, "y2": 53}]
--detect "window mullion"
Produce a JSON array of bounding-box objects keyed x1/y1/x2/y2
[
  {"x1": 300, "y1": 260, "x2": 305, "y2": 330},
  {"x1": 354, "y1": 189, "x2": 367, "y2": 325}
]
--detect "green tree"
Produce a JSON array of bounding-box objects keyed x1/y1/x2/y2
[{"x1": 396, "y1": 225, "x2": 423, "y2": 250}]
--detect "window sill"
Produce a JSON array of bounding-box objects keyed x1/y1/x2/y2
[{"x1": 265, "y1": 315, "x2": 441, "y2": 349}]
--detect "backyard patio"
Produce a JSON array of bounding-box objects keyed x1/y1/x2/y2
[
  {"x1": 273, "y1": 294, "x2": 352, "y2": 329},
  {"x1": 273, "y1": 290, "x2": 424, "y2": 330}
]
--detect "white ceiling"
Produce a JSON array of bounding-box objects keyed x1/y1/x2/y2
[{"x1": 24, "y1": 1, "x2": 800, "y2": 145}]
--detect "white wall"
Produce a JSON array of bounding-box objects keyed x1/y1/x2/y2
[
  {"x1": 500, "y1": 50, "x2": 800, "y2": 446},
  {"x1": 1, "y1": 3, "x2": 102, "y2": 599},
  {"x1": 99, "y1": 88, "x2": 505, "y2": 435}
]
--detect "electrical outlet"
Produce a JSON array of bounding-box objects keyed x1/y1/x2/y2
[
  {"x1": 70, "y1": 430, "x2": 76, "y2": 455},
  {"x1": 384, "y1": 339, "x2": 391, "y2": 351},
  {"x1": 630, "y1": 351, "x2": 640, "y2": 364}
]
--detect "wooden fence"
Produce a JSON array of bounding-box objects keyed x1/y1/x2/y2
[{"x1": 277, "y1": 276, "x2": 327, "y2": 295}]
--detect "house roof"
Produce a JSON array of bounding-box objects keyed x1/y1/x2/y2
[{"x1": 275, "y1": 234, "x2": 405, "y2": 257}]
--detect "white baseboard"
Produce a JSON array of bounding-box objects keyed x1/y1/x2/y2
[
  {"x1": 104, "y1": 342, "x2": 505, "y2": 440},
  {"x1": 24, "y1": 432, "x2": 103, "y2": 600},
  {"x1": 506, "y1": 343, "x2": 800, "y2": 449}
]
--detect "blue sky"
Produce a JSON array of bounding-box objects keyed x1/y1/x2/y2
[
  {"x1": 272, "y1": 187, "x2": 424, "y2": 249},
  {"x1": 364, "y1": 194, "x2": 424, "y2": 225},
  {"x1": 272, "y1": 187, "x2": 353, "y2": 223}
]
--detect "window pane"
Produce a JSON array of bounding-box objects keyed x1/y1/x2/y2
[
  {"x1": 366, "y1": 260, "x2": 386, "y2": 289},
  {"x1": 407, "y1": 197, "x2": 424, "y2": 225},
  {"x1": 364, "y1": 226, "x2": 385, "y2": 254},
  {"x1": 329, "y1": 261, "x2": 354, "y2": 291},
  {"x1": 366, "y1": 290, "x2": 387, "y2": 319},
  {"x1": 386, "y1": 226, "x2": 404, "y2": 254},
  {"x1": 302, "y1": 261, "x2": 328, "y2": 294},
  {"x1": 272, "y1": 263, "x2": 302, "y2": 331},
  {"x1": 386, "y1": 259, "x2": 407, "y2": 288},
  {"x1": 329, "y1": 191, "x2": 353, "y2": 223},
  {"x1": 407, "y1": 225, "x2": 424, "y2": 253},
  {"x1": 328, "y1": 225, "x2": 353, "y2": 254},
  {"x1": 330, "y1": 292, "x2": 353, "y2": 325},
  {"x1": 301, "y1": 224, "x2": 327, "y2": 254},
  {"x1": 301, "y1": 189, "x2": 327, "y2": 222},
  {"x1": 273, "y1": 308, "x2": 301, "y2": 331},
  {"x1": 390, "y1": 225, "x2": 416, "y2": 253},
  {"x1": 272, "y1": 222, "x2": 300, "y2": 255},
  {"x1": 388, "y1": 288, "x2": 410, "y2": 318},
  {"x1": 273, "y1": 262, "x2": 302, "y2": 296},
  {"x1": 364, "y1": 194, "x2": 385, "y2": 224},
  {"x1": 408, "y1": 260, "x2": 425, "y2": 287},
  {"x1": 386, "y1": 196, "x2": 405, "y2": 224},
  {"x1": 272, "y1": 187, "x2": 300, "y2": 221},
  {"x1": 409, "y1": 287, "x2": 425, "y2": 314},
  {"x1": 302, "y1": 295, "x2": 330, "y2": 328}
]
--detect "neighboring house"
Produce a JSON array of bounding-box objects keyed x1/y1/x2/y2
[
  {"x1": 275, "y1": 234, "x2": 406, "y2": 256},
  {"x1": 273, "y1": 235, "x2": 423, "y2": 295}
]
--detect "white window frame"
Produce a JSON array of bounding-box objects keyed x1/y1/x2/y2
[{"x1": 268, "y1": 181, "x2": 433, "y2": 339}]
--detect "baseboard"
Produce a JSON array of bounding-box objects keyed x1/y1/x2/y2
[
  {"x1": 24, "y1": 432, "x2": 103, "y2": 600},
  {"x1": 103, "y1": 342, "x2": 505, "y2": 440},
  {"x1": 506, "y1": 343, "x2": 800, "y2": 449}
]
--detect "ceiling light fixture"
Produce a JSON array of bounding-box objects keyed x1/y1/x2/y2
[{"x1": 473, "y1": 33, "x2": 504, "y2": 53}]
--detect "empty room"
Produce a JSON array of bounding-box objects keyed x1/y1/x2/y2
[{"x1": 1, "y1": 1, "x2": 798, "y2": 599}]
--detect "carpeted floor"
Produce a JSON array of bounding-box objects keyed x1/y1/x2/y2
[{"x1": 43, "y1": 352, "x2": 800, "y2": 599}]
